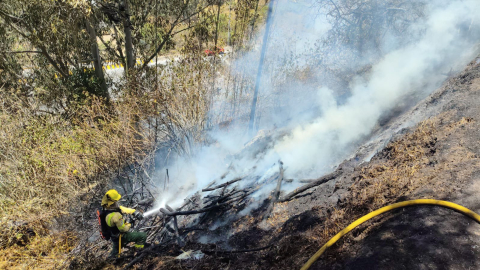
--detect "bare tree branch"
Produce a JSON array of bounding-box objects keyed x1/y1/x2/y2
[
  {"x1": 141, "y1": 0, "x2": 191, "y2": 69},
  {"x1": 328, "y1": 0, "x2": 353, "y2": 25},
  {"x1": 1, "y1": 50, "x2": 42, "y2": 54}
]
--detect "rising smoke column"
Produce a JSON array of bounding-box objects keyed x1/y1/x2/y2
[
  {"x1": 273, "y1": 0, "x2": 480, "y2": 180},
  {"x1": 145, "y1": 0, "x2": 480, "y2": 215}
]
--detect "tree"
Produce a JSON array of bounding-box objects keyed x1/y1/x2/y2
[
  {"x1": 96, "y1": 0, "x2": 218, "y2": 73},
  {"x1": 0, "y1": 0, "x2": 110, "y2": 107},
  {"x1": 317, "y1": 0, "x2": 425, "y2": 58}
]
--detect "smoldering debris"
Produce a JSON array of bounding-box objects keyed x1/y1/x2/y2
[
  {"x1": 136, "y1": 0, "x2": 480, "y2": 255},
  {"x1": 136, "y1": 149, "x2": 347, "y2": 258}
]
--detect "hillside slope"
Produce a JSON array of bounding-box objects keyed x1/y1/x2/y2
[
  {"x1": 106, "y1": 55, "x2": 480, "y2": 270},
  {"x1": 313, "y1": 55, "x2": 480, "y2": 269}
]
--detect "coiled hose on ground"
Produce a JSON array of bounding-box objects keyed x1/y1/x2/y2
[{"x1": 301, "y1": 199, "x2": 480, "y2": 270}]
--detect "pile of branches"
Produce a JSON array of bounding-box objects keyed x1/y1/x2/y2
[
  {"x1": 67, "y1": 155, "x2": 344, "y2": 269},
  {"x1": 137, "y1": 162, "x2": 341, "y2": 247},
  {"x1": 136, "y1": 175, "x2": 255, "y2": 247}
]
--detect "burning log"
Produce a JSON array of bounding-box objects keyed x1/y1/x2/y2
[
  {"x1": 279, "y1": 170, "x2": 341, "y2": 202},
  {"x1": 202, "y1": 177, "x2": 243, "y2": 192},
  {"x1": 140, "y1": 171, "x2": 260, "y2": 250}
]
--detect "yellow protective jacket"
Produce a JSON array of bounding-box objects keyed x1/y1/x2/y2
[{"x1": 105, "y1": 206, "x2": 137, "y2": 233}]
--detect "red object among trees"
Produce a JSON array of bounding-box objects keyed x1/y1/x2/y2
[
  {"x1": 204, "y1": 47, "x2": 225, "y2": 56},
  {"x1": 204, "y1": 49, "x2": 215, "y2": 56}
]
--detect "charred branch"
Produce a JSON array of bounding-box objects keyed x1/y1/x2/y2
[
  {"x1": 165, "y1": 204, "x2": 174, "y2": 212},
  {"x1": 172, "y1": 215, "x2": 184, "y2": 246},
  {"x1": 264, "y1": 161, "x2": 284, "y2": 219},
  {"x1": 279, "y1": 170, "x2": 342, "y2": 202},
  {"x1": 204, "y1": 187, "x2": 243, "y2": 204},
  {"x1": 204, "y1": 180, "x2": 217, "y2": 190},
  {"x1": 160, "y1": 190, "x2": 253, "y2": 217},
  {"x1": 161, "y1": 205, "x2": 220, "y2": 216},
  {"x1": 136, "y1": 197, "x2": 154, "y2": 206},
  {"x1": 298, "y1": 179, "x2": 316, "y2": 183},
  {"x1": 202, "y1": 177, "x2": 243, "y2": 192}
]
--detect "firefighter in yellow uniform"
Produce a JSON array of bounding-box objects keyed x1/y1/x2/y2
[{"x1": 101, "y1": 189, "x2": 147, "y2": 258}]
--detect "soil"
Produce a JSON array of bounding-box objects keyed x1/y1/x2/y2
[{"x1": 100, "y1": 55, "x2": 480, "y2": 270}]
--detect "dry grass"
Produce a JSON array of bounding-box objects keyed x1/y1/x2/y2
[
  {"x1": 0, "y1": 52, "x2": 220, "y2": 268},
  {"x1": 233, "y1": 216, "x2": 256, "y2": 234},
  {"x1": 351, "y1": 120, "x2": 437, "y2": 207},
  {"x1": 310, "y1": 114, "x2": 478, "y2": 251},
  {"x1": 0, "y1": 92, "x2": 154, "y2": 268},
  {"x1": 266, "y1": 202, "x2": 290, "y2": 228},
  {"x1": 0, "y1": 231, "x2": 76, "y2": 269},
  {"x1": 313, "y1": 118, "x2": 440, "y2": 246}
]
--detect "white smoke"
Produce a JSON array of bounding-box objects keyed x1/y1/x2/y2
[
  {"x1": 145, "y1": 0, "x2": 480, "y2": 216},
  {"x1": 274, "y1": 0, "x2": 480, "y2": 178}
]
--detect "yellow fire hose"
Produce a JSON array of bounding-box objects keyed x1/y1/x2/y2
[{"x1": 301, "y1": 199, "x2": 480, "y2": 270}]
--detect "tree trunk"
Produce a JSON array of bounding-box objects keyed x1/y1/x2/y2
[
  {"x1": 123, "y1": 0, "x2": 134, "y2": 74},
  {"x1": 113, "y1": 25, "x2": 127, "y2": 67},
  {"x1": 228, "y1": 5, "x2": 231, "y2": 45},
  {"x1": 85, "y1": 19, "x2": 109, "y2": 99},
  {"x1": 250, "y1": 0, "x2": 261, "y2": 39},
  {"x1": 214, "y1": 1, "x2": 222, "y2": 50},
  {"x1": 232, "y1": 8, "x2": 238, "y2": 48}
]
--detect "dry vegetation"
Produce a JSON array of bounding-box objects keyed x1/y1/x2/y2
[
  {"x1": 0, "y1": 0, "x2": 274, "y2": 268},
  {"x1": 308, "y1": 113, "x2": 477, "y2": 253},
  {"x1": 0, "y1": 0, "x2": 442, "y2": 268},
  {"x1": 0, "y1": 56, "x2": 217, "y2": 268},
  {"x1": 0, "y1": 1, "x2": 266, "y2": 265},
  {"x1": 316, "y1": 118, "x2": 439, "y2": 245},
  {"x1": 0, "y1": 92, "x2": 152, "y2": 268},
  {"x1": 0, "y1": 231, "x2": 77, "y2": 269}
]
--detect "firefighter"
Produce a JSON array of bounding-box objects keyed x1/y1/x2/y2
[{"x1": 101, "y1": 189, "x2": 147, "y2": 258}]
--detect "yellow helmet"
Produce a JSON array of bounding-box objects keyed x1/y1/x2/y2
[{"x1": 101, "y1": 189, "x2": 121, "y2": 207}]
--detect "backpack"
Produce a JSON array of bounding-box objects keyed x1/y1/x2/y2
[{"x1": 97, "y1": 208, "x2": 119, "y2": 240}]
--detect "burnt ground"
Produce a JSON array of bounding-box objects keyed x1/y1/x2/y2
[
  {"x1": 319, "y1": 57, "x2": 480, "y2": 270},
  {"x1": 96, "y1": 55, "x2": 480, "y2": 270}
]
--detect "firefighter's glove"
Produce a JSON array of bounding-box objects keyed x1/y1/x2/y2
[{"x1": 133, "y1": 211, "x2": 144, "y2": 220}]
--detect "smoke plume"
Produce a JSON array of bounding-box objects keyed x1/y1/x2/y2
[{"x1": 145, "y1": 0, "x2": 480, "y2": 216}]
